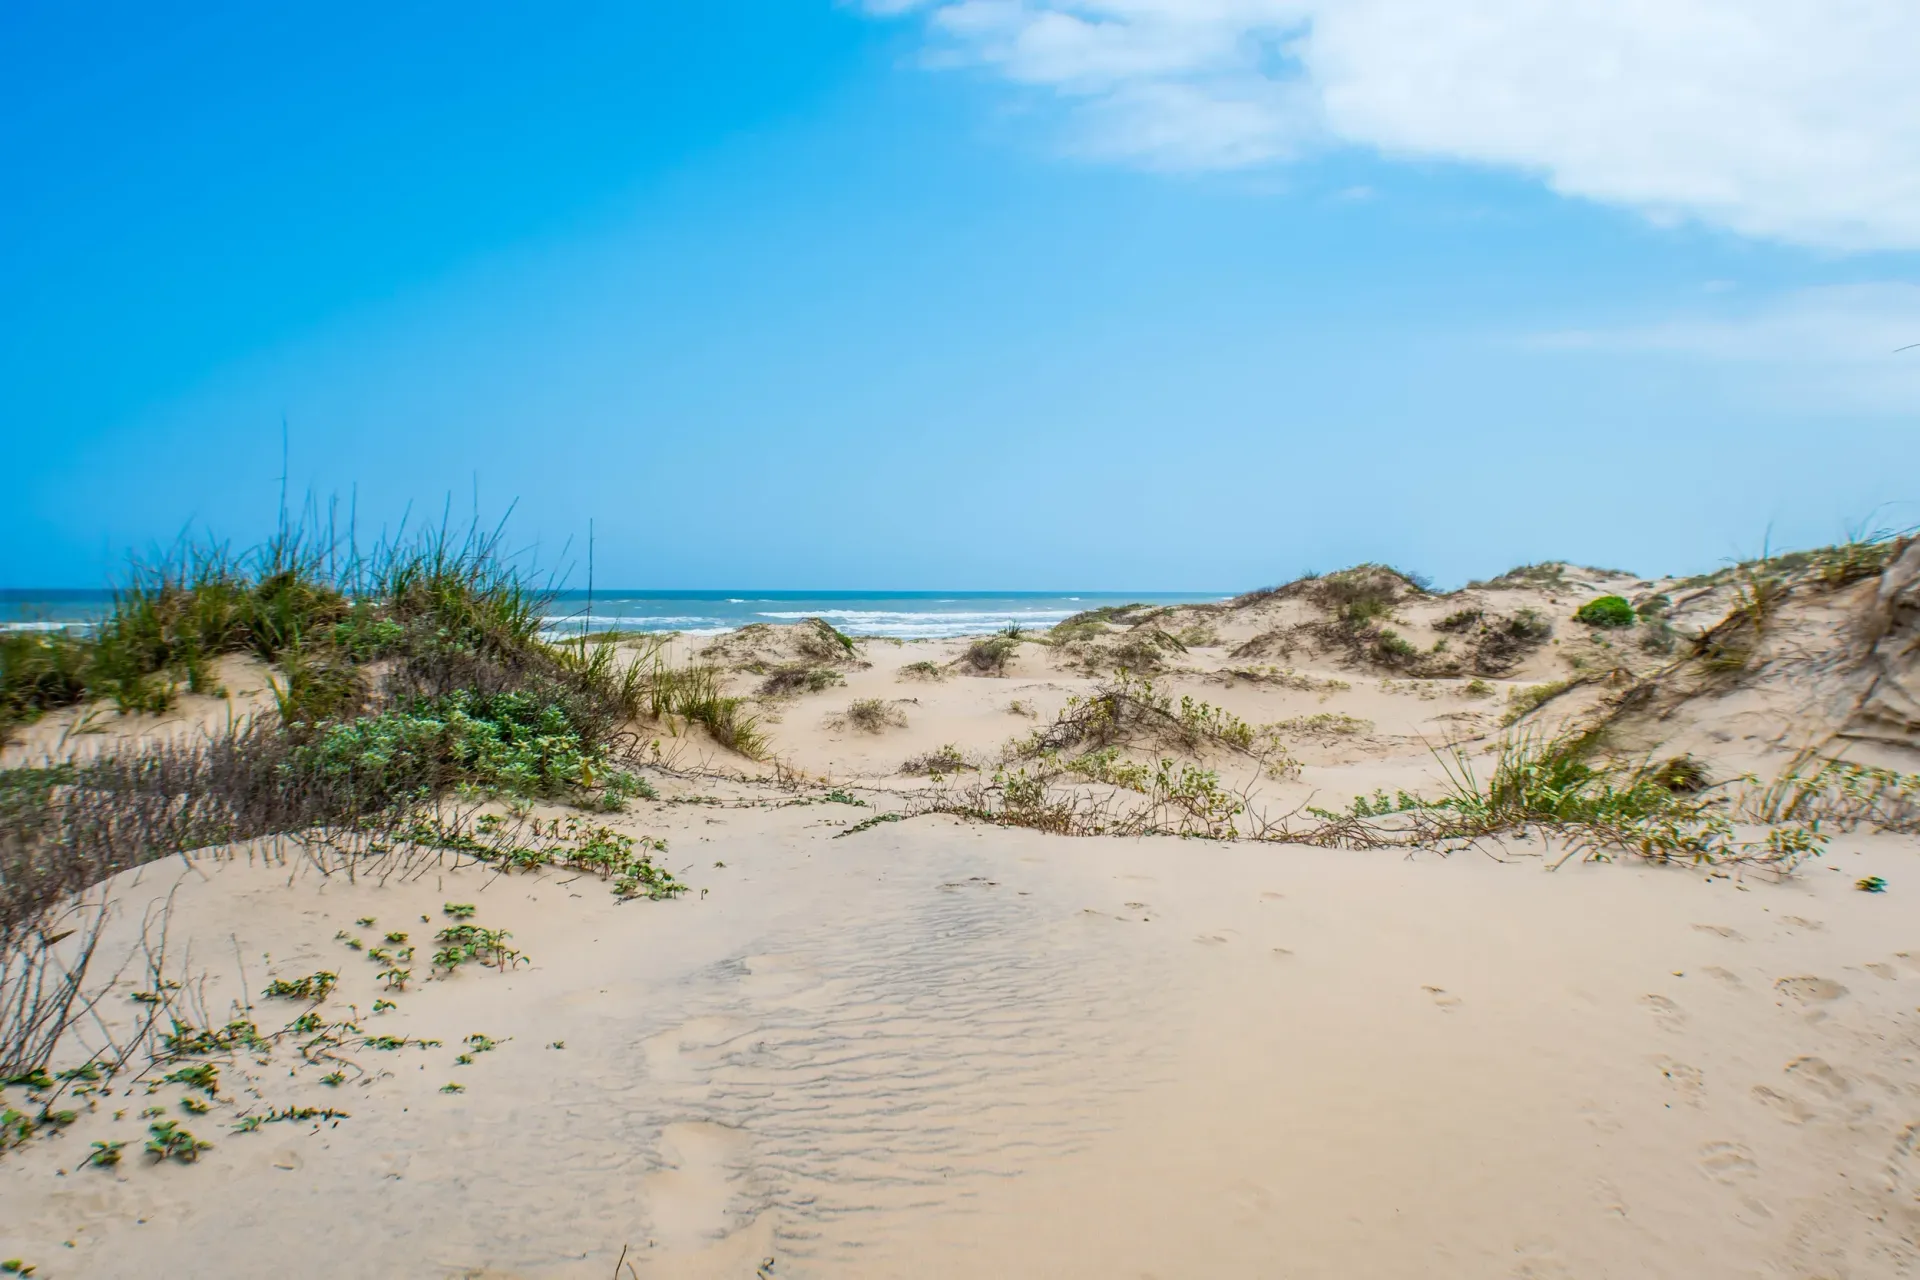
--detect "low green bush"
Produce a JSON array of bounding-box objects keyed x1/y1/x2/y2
[{"x1": 1574, "y1": 596, "x2": 1636, "y2": 628}]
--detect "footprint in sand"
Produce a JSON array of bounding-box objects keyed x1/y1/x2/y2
[
  {"x1": 1751, "y1": 1085, "x2": 1817, "y2": 1124},
  {"x1": 1702, "y1": 966, "x2": 1744, "y2": 988},
  {"x1": 1780, "y1": 915, "x2": 1825, "y2": 931},
  {"x1": 1259, "y1": 891, "x2": 1285, "y2": 901},
  {"x1": 1641, "y1": 993, "x2": 1687, "y2": 1029},
  {"x1": 1699, "y1": 1141, "x2": 1760, "y2": 1184},
  {"x1": 1422, "y1": 985, "x2": 1463, "y2": 1010},
  {"x1": 1656, "y1": 1056, "x2": 1705, "y2": 1105},
  {"x1": 640, "y1": 1120, "x2": 751, "y2": 1252},
  {"x1": 1865, "y1": 962, "x2": 1899, "y2": 980},
  {"x1": 1692, "y1": 924, "x2": 1745, "y2": 941},
  {"x1": 1775, "y1": 976, "x2": 1849, "y2": 1005},
  {"x1": 1888, "y1": 1123, "x2": 1920, "y2": 1198},
  {"x1": 1508, "y1": 1240, "x2": 1574, "y2": 1278},
  {"x1": 1785, "y1": 1055, "x2": 1851, "y2": 1099}
]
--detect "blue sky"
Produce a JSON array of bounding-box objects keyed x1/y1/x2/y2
[{"x1": 6, "y1": 0, "x2": 1918, "y2": 590}]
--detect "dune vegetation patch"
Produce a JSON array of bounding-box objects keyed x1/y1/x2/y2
[{"x1": 0, "y1": 522, "x2": 737, "y2": 1087}]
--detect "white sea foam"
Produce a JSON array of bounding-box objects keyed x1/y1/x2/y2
[
  {"x1": 753, "y1": 608, "x2": 1079, "y2": 639},
  {"x1": 539, "y1": 614, "x2": 719, "y2": 627}
]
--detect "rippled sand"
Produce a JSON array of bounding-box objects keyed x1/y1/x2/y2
[{"x1": 7, "y1": 795, "x2": 1919, "y2": 1278}]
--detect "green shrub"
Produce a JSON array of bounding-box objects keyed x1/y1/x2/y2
[
  {"x1": 1574, "y1": 596, "x2": 1636, "y2": 628},
  {"x1": 292, "y1": 689, "x2": 604, "y2": 803}
]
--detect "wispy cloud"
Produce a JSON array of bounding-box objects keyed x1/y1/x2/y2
[
  {"x1": 1534, "y1": 283, "x2": 1920, "y2": 411},
  {"x1": 864, "y1": 1, "x2": 1920, "y2": 251}
]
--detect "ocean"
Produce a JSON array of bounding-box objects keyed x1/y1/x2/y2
[{"x1": 0, "y1": 589, "x2": 1226, "y2": 641}]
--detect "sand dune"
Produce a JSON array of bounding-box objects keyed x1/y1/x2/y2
[{"x1": 5, "y1": 548, "x2": 1920, "y2": 1277}]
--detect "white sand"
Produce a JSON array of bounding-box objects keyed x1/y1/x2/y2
[{"x1": 5, "y1": 804, "x2": 1916, "y2": 1277}]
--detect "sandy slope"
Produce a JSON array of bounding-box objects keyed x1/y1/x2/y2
[{"x1": 4, "y1": 801, "x2": 1917, "y2": 1278}]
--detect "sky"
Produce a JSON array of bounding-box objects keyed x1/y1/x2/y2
[{"x1": 5, "y1": 0, "x2": 1918, "y2": 591}]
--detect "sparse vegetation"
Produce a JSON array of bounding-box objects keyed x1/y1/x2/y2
[
  {"x1": 1271, "y1": 713, "x2": 1371, "y2": 738},
  {"x1": 900, "y1": 744, "x2": 971, "y2": 776},
  {"x1": 841, "y1": 698, "x2": 907, "y2": 733},
  {"x1": 1504, "y1": 678, "x2": 1576, "y2": 724},
  {"x1": 1471, "y1": 562, "x2": 1574, "y2": 591},
  {"x1": 759, "y1": 666, "x2": 844, "y2": 696},
  {"x1": 897, "y1": 660, "x2": 945, "y2": 682},
  {"x1": 961, "y1": 630, "x2": 1024, "y2": 676},
  {"x1": 1, "y1": 521, "x2": 719, "y2": 1080}
]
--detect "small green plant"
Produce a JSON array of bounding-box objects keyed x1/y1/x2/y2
[
  {"x1": 1, "y1": 1260, "x2": 35, "y2": 1276},
  {"x1": 0, "y1": 1109, "x2": 33, "y2": 1151},
  {"x1": 1574, "y1": 596, "x2": 1636, "y2": 628},
  {"x1": 145, "y1": 1119, "x2": 211, "y2": 1163},
  {"x1": 362, "y1": 1034, "x2": 442, "y2": 1051},
  {"x1": 354, "y1": 917, "x2": 376, "y2": 928},
  {"x1": 85, "y1": 1140, "x2": 127, "y2": 1168},
  {"x1": 443, "y1": 902, "x2": 477, "y2": 920},
  {"x1": 1858, "y1": 876, "x2": 1889, "y2": 893},
  {"x1": 440, "y1": 1081, "x2": 465, "y2": 1094},
  {"x1": 262, "y1": 971, "x2": 338, "y2": 1002},
  {"x1": 821, "y1": 788, "x2": 866, "y2": 806},
  {"x1": 433, "y1": 925, "x2": 525, "y2": 972},
  {"x1": 834, "y1": 812, "x2": 904, "y2": 838},
  {"x1": 161, "y1": 1063, "x2": 219, "y2": 1095},
  {"x1": 897, "y1": 660, "x2": 945, "y2": 681},
  {"x1": 1462, "y1": 678, "x2": 1495, "y2": 698},
  {"x1": 321, "y1": 1072, "x2": 346, "y2": 1087}
]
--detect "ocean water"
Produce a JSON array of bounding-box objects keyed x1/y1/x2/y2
[{"x1": 0, "y1": 589, "x2": 1225, "y2": 641}]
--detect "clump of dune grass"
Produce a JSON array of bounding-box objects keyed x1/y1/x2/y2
[
  {"x1": 961, "y1": 629, "x2": 1024, "y2": 676},
  {"x1": 896, "y1": 660, "x2": 945, "y2": 682},
  {"x1": 839, "y1": 698, "x2": 906, "y2": 733},
  {"x1": 900, "y1": 744, "x2": 970, "y2": 776},
  {"x1": 1270, "y1": 712, "x2": 1371, "y2": 738},
  {"x1": 793, "y1": 618, "x2": 858, "y2": 664},
  {"x1": 1747, "y1": 750, "x2": 1920, "y2": 833},
  {"x1": 646, "y1": 661, "x2": 764, "y2": 757},
  {"x1": 1469, "y1": 562, "x2": 1574, "y2": 591},
  {"x1": 758, "y1": 665, "x2": 844, "y2": 697}
]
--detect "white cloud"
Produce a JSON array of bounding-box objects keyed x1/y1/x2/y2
[{"x1": 866, "y1": 1, "x2": 1920, "y2": 250}]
